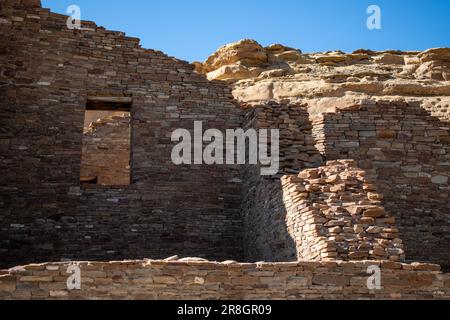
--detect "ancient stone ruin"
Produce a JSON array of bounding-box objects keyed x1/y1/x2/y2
[{"x1": 0, "y1": 0, "x2": 450, "y2": 299}]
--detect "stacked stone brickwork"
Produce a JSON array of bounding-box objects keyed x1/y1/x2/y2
[
  {"x1": 192, "y1": 39, "x2": 450, "y2": 274},
  {"x1": 242, "y1": 101, "x2": 323, "y2": 175},
  {"x1": 1, "y1": 0, "x2": 450, "y2": 302},
  {"x1": 422, "y1": 99, "x2": 450, "y2": 123},
  {"x1": 241, "y1": 104, "x2": 406, "y2": 264},
  {"x1": 281, "y1": 160, "x2": 405, "y2": 262},
  {"x1": 0, "y1": 0, "x2": 40, "y2": 8},
  {"x1": 0, "y1": 1, "x2": 244, "y2": 267},
  {"x1": 312, "y1": 101, "x2": 450, "y2": 268},
  {"x1": 1, "y1": 259, "x2": 449, "y2": 300},
  {"x1": 81, "y1": 113, "x2": 131, "y2": 186},
  {"x1": 242, "y1": 175, "x2": 294, "y2": 262},
  {"x1": 242, "y1": 102, "x2": 323, "y2": 262}
]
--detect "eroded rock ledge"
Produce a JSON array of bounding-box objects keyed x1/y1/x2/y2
[{"x1": 194, "y1": 39, "x2": 450, "y2": 114}]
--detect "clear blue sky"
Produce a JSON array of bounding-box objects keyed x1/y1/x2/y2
[{"x1": 41, "y1": 0, "x2": 450, "y2": 62}]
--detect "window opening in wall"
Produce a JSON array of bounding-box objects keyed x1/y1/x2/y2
[{"x1": 80, "y1": 97, "x2": 132, "y2": 186}]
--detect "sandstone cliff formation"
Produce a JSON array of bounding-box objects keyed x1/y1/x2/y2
[{"x1": 194, "y1": 39, "x2": 450, "y2": 117}]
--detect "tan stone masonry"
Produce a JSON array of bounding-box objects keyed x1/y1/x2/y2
[
  {"x1": 1, "y1": 259, "x2": 449, "y2": 300},
  {"x1": 281, "y1": 160, "x2": 405, "y2": 262}
]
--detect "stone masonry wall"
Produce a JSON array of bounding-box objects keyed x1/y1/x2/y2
[
  {"x1": 242, "y1": 103, "x2": 323, "y2": 262},
  {"x1": 1, "y1": 0, "x2": 450, "y2": 282},
  {"x1": 81, "y1": 113, "x2": 131, "y2": 186},
  {"x1": 242, "y1": 174, "x2": 296, "y2": 262},
  {"x1": 1, "y1": 259, "x2": 449, "y2": 300},
  {"x1": 311, "y1": 101, "x2": 450, "y2": 269},
  {"x1": 242, "y1": 104, "x2": 406, "y2": 264},
  {"x1": 0, "y1": 3, "x2": 244, "y2": 267},
  {"x1": 281, "y1": 160, "x2": 405, "y2": 262},
  {"x1": 242, "y1": 102, "x2": 323, "y2": 175},
  {"x1": 0, "y1": 0, "x2": 40, "y2": 8}
]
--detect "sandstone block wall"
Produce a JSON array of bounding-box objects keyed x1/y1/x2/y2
[
  {"x1": 242, "y1": 102, "x2": 323, "y2": 262},
  {"x1": 1, "y1": 1, "x2": 449, "y2": 278},
  {"x1": 312, "y1": 101, "x2": 450, "y2": 269},
  {"x1": 0, "y1": 0, "x2": 40, "y2": 8},
  {"x1": 242, "y1": 100, "x2": 449, "y2": 268},
  {"x1": 0, "y1": 4, "x2": 244, "y2": 267},
  {"x1": 242, "y1": 174, "x2": 295, "y2": 262},
  {"x1": 1, "y1": 259, "x2": 449, "y2": 300},
  {"x1": 423, "y1": 99, "x2": 450, "y2": 123},
  {"x1": 281, "y1": 160, "x2": 405, "y2": 262},
  {"x1": 242, "y1": 102, "x2": 323, "y2": 175}
]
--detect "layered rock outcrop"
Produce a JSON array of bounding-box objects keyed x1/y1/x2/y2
[{"x1": 194, "y1": 40, "x2": 450, "y2": 119}]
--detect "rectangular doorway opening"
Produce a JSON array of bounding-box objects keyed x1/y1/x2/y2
[{"x1": 80, "y1": 97, "x2": 132, "y2": 186}]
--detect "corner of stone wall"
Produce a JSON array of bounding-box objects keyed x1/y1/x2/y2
[
  {"x1": 309, "y1": 100, "x2": 450, "y2": 268},
  {"x1": 281, "y1": 159, "x2": 405, "y2": 262},
  {"x1": 241, "y1": 101, "x2": 325, "y2": 262}
]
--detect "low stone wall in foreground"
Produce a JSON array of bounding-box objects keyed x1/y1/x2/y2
[{"x1": 1, "y1": 259, "x2": 449, "y2": 300}]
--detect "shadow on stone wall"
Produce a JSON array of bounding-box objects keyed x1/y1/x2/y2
[
  {"x1": 242, "y1": 102, "x2": 323, "y2": 262},
  {"x1": 315, "y1": 101, "x2": 450, "y2": 270}
]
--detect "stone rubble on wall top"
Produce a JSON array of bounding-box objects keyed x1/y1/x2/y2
[{"x1": 1, "y1": 258, "x2": 448, "y2": 300}]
